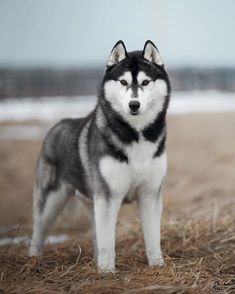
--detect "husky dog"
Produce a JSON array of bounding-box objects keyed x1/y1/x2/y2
[{"x1": 29, "y1": 40, "x2": 170, "y2": 272}]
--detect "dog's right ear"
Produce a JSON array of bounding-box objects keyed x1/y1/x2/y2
[
  {"x1": 107, "y1": 41, "x2": 128, "y2": 68},
  {"x1": 142, "y1": 40, "x2": 164, "y2": 66}
]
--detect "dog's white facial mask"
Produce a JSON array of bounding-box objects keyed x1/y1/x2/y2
[{"x1": 104, "y1": 71, "x2": 168, "y2": 129}]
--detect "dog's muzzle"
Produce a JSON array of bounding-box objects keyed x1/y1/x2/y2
[{"x1": 129, "y1": 100, "x2": 140, "y2": 115}]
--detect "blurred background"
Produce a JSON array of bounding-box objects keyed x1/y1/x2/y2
[
  {"x1": 1, "y1": 0, "x2": 235, "y2": 99},
  {"x1": 0, "y1": 0, "x2": 234, "y2": 245}
]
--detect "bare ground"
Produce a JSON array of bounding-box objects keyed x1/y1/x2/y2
[{"x1": 0, "y1": 113, "x2": 235, "y2": 293}]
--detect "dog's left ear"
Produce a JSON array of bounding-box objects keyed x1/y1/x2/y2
[
  {"x1": 142, "y1": 40, "x2": 164, "y2": 66},
  {"x1": 107, "y1": 40, "x2": 128, "y2": 67}
]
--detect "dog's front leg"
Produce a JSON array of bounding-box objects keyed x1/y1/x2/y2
[
  {"x1": 93, "y1": 194, "x2": 122, "y2": 272},
  {"x1": 138, "y1": 189, "x2": 164, "y2": 267}
]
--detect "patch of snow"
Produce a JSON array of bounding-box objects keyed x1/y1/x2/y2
[
  {"x1": 169, "y1": 90, "x2": 235, "y2": 114},
  {"x1": 0, "y1": 234, "x2": 69, "y2": 246},
  {"x1": 0, "y1": 92, "x2": 235, "y2": 123},
  {"x1": 0, "y1": 95, "x2": 96, "y2": 121}
]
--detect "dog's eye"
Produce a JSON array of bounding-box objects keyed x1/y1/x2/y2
[
  {"x1": 142, "y1": 80, "x2": 150, "y2": 86},
  {"x1": 120, "y1": 79, "x2": 128, "y2": 86}
]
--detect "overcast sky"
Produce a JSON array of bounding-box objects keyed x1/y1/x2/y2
[{"x1": 0, "y1": 0, "x2": 234, "y2": 68}]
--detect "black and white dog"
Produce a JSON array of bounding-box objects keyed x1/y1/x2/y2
[{"x1": 29, "y1": 40, "x2": 171, "y2": 272}]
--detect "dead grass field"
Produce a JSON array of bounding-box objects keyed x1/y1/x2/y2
[{"x1": 0, "y1": 113, "x2": 235, "y2": 293}]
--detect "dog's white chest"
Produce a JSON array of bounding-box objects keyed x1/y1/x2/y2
[
  {"x1": 126, "y1": 139, "x2": 156, "y2": 171},
  {"x1": 99, "y1": 138, "x2": 166, "y2": 198}
]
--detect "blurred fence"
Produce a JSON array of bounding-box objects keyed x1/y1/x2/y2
[{"x1": 0, "y1": 67, "x2": 235, "y2": 99}]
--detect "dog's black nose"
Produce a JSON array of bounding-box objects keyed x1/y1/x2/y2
[{"x1": 129, "y1": 100, "x2": 140, "y2": 112}]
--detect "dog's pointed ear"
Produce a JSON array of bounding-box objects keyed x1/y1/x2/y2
[
  {"x1": 142, "y1": 40, "x2": 164, "y2": 66},
  {"x1": 107, "y1": 40, "x2": 128, "y2": 67}
]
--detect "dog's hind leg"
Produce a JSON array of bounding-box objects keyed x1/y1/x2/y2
[
  {"x1": 81, "y1": 199, "x2": 98, "y2": 261},
  {"x1": 29, "y1": 159, "x2": 73, "y2": 256}
]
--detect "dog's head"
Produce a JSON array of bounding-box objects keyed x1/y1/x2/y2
[{"x1": 101, "y1": 40, "x2": 170, "y2": 128}]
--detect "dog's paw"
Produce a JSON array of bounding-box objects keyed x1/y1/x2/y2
[
  {"x1": 28, "y1": 245, "x2": 42, "y2": 257},
  {"x1": 149, "y1": 256, "x2": 165, "y2": 267},
  {"x1": 98, "y1": 266, "x2": 116, "y2": 274}
]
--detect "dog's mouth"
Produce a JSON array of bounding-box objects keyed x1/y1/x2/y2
[{"x1": 130, "y1": 110, "x2": 140, "y2": 116}]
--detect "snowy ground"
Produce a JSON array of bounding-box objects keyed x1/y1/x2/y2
[
  {"x1": 1, "y1": 91, "x2": 235, "y2": 121},
  {"x1": 0, "y1": 91, "x2": 235, "y2": 140}
]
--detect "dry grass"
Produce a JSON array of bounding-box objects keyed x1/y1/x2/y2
[
  {"x1": 0, "y1": 217, "x2": 234, "y2": 293},
  {"x1": 0, "y1": 113, "x2": 235, "y2": 293}
]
